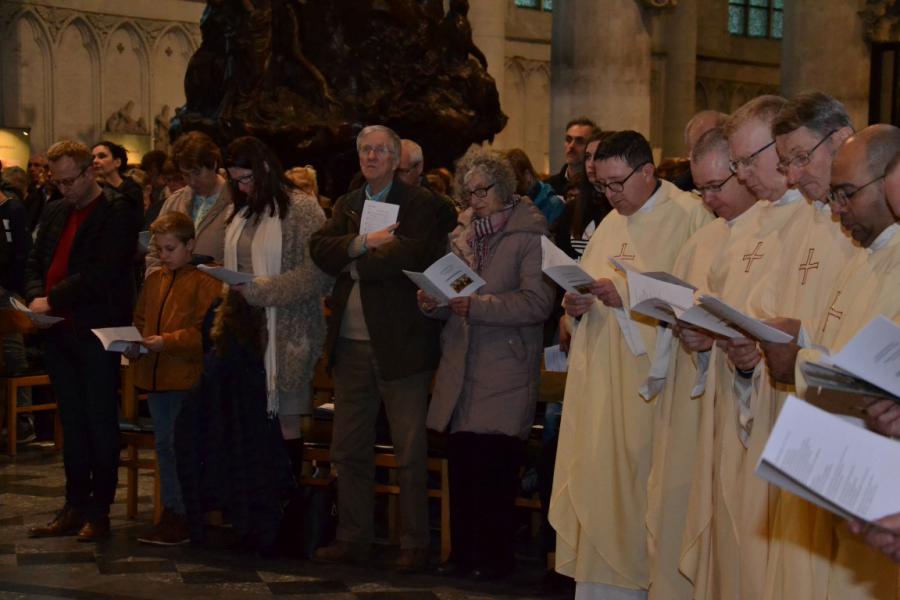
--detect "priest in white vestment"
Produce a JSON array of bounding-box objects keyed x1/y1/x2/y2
[{"x1": 550, "y1": 130, "x2": 712, "y2": 600}]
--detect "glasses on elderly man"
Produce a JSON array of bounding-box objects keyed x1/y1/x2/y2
[
  {"x1": 826, "y1": 175, "x2": 884, "y2": 207},
  {"x1": 729, "y1": 140, "x2": 775, "y2": 173},
  {"x1": 694, "y1": 172, "x2": 736, "y2": 197},
  {"x1": 358, "y1": 145, "x2": 393, "y2": 158},
  {"x1": 776, "y1": 130, "x2": 836, "y2": 173},
  {"x1": 594, "y1": 162, "x2": 648, "y2": 194},
  {"x1": 466, "y1": 183, "x2": 495, "y2": 198},
  {"x1": 50, "y1": 166, "x2": 89, "y2": 189}
]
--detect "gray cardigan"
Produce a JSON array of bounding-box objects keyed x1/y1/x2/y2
[{"x1": 241, "y1": 190, "x2": 335, "y2": 414}]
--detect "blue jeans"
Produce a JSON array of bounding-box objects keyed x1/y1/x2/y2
[{"x1": 148, "y1": 391, "x2": 187, "y2": 515}]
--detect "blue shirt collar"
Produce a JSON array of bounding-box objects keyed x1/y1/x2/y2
[{"x1": 365, "y1": 181, "x2": 393, "y2": 203}]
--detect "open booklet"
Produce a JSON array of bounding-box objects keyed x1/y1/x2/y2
[
  {"x1": 197, "y1": 264, "x2": 256, "y2": 286},
  {"x1": 10, "y1": 297, "x2": 64, "y2": 326},
  {"x1": 91, "y1": 326, "x2": 148, "y2": 354},
  {"x1": 801, "y1": 315, "x2": 900, "y2": 403},
  {"x1": 540, "y1": 236, "x2": 595, "y2": 295},
  {"x1": 403, "y1": 252, "x2": 486, "y2": 305},
  {"x1": 756, "y1": 394, "x2": 900, "y2": 524}
]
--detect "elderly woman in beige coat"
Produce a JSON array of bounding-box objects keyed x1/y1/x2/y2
[{"x1": 417, "y1": 149, "x2": 555, "y2": 580}]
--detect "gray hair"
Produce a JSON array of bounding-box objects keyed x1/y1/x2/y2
[
  {"x1": 684, "y1": 110, "x2": 728, "y2": 150},
  {"x1": 400, "y1": 139, "x2": 423, "y2": 166},
  {"x1": 690, "y1": 126, "x2": 730, "y2": 164},
  {"x1": 1, "y1": 166, "x2": 28, "y2": 196},
  {"x1": 772, "y1": 91, "x2": 853, "y2": 138},
  {"x1": 356, "y1": 125, "x2": 401, "y2": 158},
  {"x1": 455, "y1": 147, "x2": 517, "y2": 207}
]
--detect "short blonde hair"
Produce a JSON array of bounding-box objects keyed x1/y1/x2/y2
[
  {"x1": 724, "y1": 95, "x2": 788, "y2": 138},
  {"x1": 151, "y1": 211, "x2": 195, "y2": 244},
  {"x1": 285, "y1": 166, "x2": 318, "y2": 196},
  {"x1": 47, "y1": 140, "x2": 93, "y2": 171}
]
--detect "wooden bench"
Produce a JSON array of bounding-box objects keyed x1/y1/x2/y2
[{"x1": 3, "y1": 373, "x2": 61, "y2": 457}]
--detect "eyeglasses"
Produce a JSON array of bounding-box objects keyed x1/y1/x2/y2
[
  {"x1": 694, "y1": 172, "x2": 736, "y2": 197},
  {"x1": 594, "y1": 162, "x2": 648, "y2": 194},
  {"x1": 777, "y1": 130, "x2": 836, "y2": 173},
  {"x1": 50, "y1": 166, "x2": 88, "y2": 189},
  {"x1": 231, "y1": 173, "x2": 254, "y2": 185},
  {"x1": 358, "y1": 145, "x2": 393, "y2": 158},
  {"x1": 466, "y1": 183, "x2": 495, "y2": 198},
  {"x1": 826, "y1": 175, "x2": 884, "y2": 207},
  {"x1": 729, "y1": 140, "x2": 775, "y2": 173}
]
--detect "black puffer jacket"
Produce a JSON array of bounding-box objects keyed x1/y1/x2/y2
[{"x1": 24, "y1": 188, "x2": 140, "y2": 335}]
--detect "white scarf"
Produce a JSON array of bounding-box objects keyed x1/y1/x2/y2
[{"x1": 223, "y1": 206, "x2": 283, "y2": 415}]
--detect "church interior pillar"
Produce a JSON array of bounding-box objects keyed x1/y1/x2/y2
[
  {"x1": 549, "y1": 0, "x2": 652, "y2": 173},
  {"x1": 780, "y1": 0, "x2": 869, "y2": 128}
]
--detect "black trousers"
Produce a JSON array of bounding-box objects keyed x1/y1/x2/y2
[
  {"x1": 447, "y1": 431, "x2": 523, "y2": 573},
  {"x1": 43, "y1": 329, "x2": 121, "y2": 519}
]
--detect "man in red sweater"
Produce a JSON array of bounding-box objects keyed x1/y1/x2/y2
[{"x1": 24, "y1": 141, "x2": 139, "y2": 541}]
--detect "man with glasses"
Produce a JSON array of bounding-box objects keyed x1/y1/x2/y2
[
  {"x1": 642, "y1": 126, "x2": 760, "y2": 600},
  {"x1": 145, "y1": 131, "x2": 230, "y2": 276},
  {"x1": 550, "y1": 130, "x2": 711, "y2": 600},
  {"x1": 769, "y1": 125, "x2": 900, "y2": 600},
  {"x1": 24, "y1": 140, "x2": 139, "y2": 541},
  {"x1": 309, "y1": 125, "x2": 454, "y2": 572}
]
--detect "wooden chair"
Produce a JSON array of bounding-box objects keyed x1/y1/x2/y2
[
  {"x1": 300, "y1": 444, "x2": 452, "y2": 562},
  {"x1": 118, "y1": 360, "x2": 162, "y2": 523},
  {"x1": 3, "y1": 373, "x2": 61, "y2": 456}
]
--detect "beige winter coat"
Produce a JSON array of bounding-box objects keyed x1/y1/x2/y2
[{"x1": 425, "y1": 199, "x2": 555, "y2": 440}]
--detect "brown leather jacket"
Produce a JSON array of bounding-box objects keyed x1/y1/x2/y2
[{"x1": 132, "y1": 264, "x2": 223, "y2": 391}]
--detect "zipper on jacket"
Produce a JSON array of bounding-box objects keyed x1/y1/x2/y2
[{"x1": 151, "y1": 269, "x2": 177, "y2": 391}]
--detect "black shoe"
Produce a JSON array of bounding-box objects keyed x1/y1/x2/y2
[{"x1": 29, "y1": 505, "x2": 85, "y2": 538}]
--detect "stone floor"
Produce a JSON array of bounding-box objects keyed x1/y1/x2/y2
[{"x1": 0, "y1": 440, "x2": 572, "y2": 600}]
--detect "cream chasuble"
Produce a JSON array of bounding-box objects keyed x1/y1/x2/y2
[
  {"x1": 550, "y1": 180, "x2": 711, "y2": 591},
  {"x1": 646, "y1": 217, "x2": 730, "y2": 600},
  {"x1": 774, "y1": 224, "x2": 900, "y2": 600},
  {"x1": 679, "y1": 190, "x2": 810, "y2": 600}
]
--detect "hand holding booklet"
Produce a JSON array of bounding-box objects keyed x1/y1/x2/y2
[
  {"x1": 540, "y1": 236, "x2": 595, "y2": 295},
  {"x1": 91, "y1": 326, "x2": 148, "y2": 354},
  {"x1": 756, "y1": 395, "x2": 900, "y2": 524},
  {"x1": 801, "y1": 315, "x2": 900, "y2": 403},
  {"x1": 10, "y1": 297, "x2": 64, "y2": 326},
  {"x1": 197, "y1": 264, "x2": 255, "y2": 286},
  {"x1": 403, "y1": 253, "x2": 486, "y2": 305}
]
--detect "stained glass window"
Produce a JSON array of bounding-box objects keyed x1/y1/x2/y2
[
  {"x1": 515, "y1": 0, "x2": 552, "y2": 11},
  {"x1": 728, "y1": 0, "x2": 783, "y2": 39}
]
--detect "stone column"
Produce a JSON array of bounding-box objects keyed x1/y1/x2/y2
[
  {"x1": 780, "y1": 0, "x2": 869, "y2": 128},
  {"x1": 656, "y1": 0, "x2": 698, "y2": 157},
  {"x1": 468, "y1": 0, "x2": 509, "y2": 118}
]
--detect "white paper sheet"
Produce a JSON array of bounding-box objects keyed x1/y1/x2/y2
[
  {"x1": 10, "y1": 297, "x2": 64, "y2": 326},
  {"x1": 756, "y1": 395, "x2": 900, "y2": 523},
  {"x1": 540, "y1": 236, "x2": 595, "y2": 295},
  {"x1": 197, "y1": 264, "x2": 256, "y2": 286},
  {"x1": 543, "y1": 344, "x2": 569, "y2": 372},
  {"x1": 403, "y1": 252, "x2": 486, "y2": 304},
  {"x1": 831, "y1": 316, "x2": 900, "y2": 399},
  {"x1": 359, "y1": 200, "x2": 400, "y2": 235},
  {"x1": 91, "y1": 326, "x2": 148, "y2": 354}
]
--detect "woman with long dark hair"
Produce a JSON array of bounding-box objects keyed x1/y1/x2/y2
[{"x1": 92, "y1": 140, "x2": 143, "y2": 216}]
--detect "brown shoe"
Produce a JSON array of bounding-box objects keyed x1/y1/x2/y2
[
  {"x1": 395, "y1": 547, "x2": 429, "y2": 573},
  {"x1": 76, "y1": 517, "x2": 110, "y2": 542},
  {"x1": 29, "y1": 506, "x2": 85, "y2": 538},
  {"x1": 312, "y1": 540, "x2": 372, "y2": 565},
  {"x1": 138, "y1": 510, "x2": 190, "y2": 546}
]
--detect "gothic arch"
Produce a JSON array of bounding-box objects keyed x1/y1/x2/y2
[
  {"x1": 103, "y1": 22, "x2": 151, "y2": 134},
  {"x1": 1, "y1": 10, "x2": 53, "y2": 149},
  {"x1": 695, "y1": 80, "x2": 709, "y2": 112},
  {"x1": 53, "y1": 17, "x2": 102, "y2": 142}
]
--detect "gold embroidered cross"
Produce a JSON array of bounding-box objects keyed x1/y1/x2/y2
[
  {"x1": 742, "y1": 241, "x2": 764, "y2": 273},
  {"x1": 613, "y1": 242, "x2": 635, "y2": 261},
  {"x1": 822, "y1": 291, "x2": 844, "y2": 333},
  {"x1": 798, "y1": 248, "x2": 819, "y2": 285}
]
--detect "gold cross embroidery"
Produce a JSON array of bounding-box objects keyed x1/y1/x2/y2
[
  {"x1": 798, "y1": 248, "x2": 819, "y2": 286},
  {"x1": 822, "y1": 291, "x2": 844, "y2": 333},
  {"x1": 742, "y1": 241, "x2": 765, "y2": 273},
  {"x1": 613, "y1": 242, "x2": 635, "y2": 261}
]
